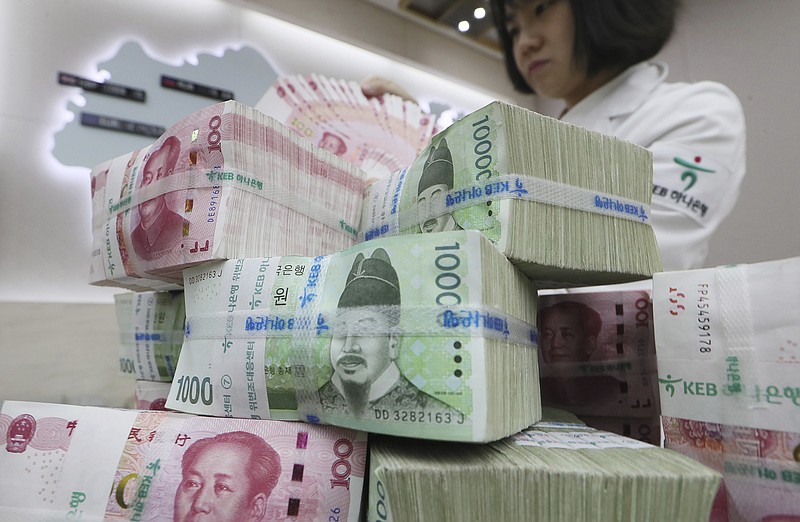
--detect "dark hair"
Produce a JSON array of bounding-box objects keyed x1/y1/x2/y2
[
  {"x1": 538, "y1": 301, "x2": 602, "y2": 338},
  {"x1": 490, "y1": 0, "x2": 679, "y2": 93},
  {"x1": 141, "y1": 135, "x2": 181, "y2": 186},
  {"x1": 181, "y1": 431, "x2": 282, "y2": 500}
]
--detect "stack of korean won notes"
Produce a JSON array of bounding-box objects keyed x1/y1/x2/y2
[{"x1": 368, "y1": 407, "x2": 719, "y2": 522}]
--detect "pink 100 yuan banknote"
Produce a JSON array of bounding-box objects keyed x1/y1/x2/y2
[
  {"x1": 537, "y1": 282, "x2": 661, "y2": 444},
  {"x1": 0, "y1": 400, "x2": 366, "y2": 521},
  {"x1": 663, "y1": 416, "x2": 800, "y2": 522}
]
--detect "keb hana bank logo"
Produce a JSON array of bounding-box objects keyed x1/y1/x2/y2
[
  {"x1": 674, "y1": 155, "x2": 715, "y2": 191},
  {"x1": 658, "y1": 374, "x2": 719, "y2": 399},
  {"x1": 652, "y1": 152, "x2": 719, "y2": 221}
]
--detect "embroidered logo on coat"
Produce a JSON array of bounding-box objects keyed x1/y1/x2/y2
[{"x1": 674, "y1": 156, "x2": 715, "y2": 191}]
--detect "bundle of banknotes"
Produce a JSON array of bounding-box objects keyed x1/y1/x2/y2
[
  {"x1": 114, "y1": 290, "x2": 185, "y2": 382},
  {"x1": 653, "y1": 256, "x2": 800, "y2": 521},
  {"x1": 536, "y1": 281, "x2": 661, "y2": 443},
  {"x1": 361, "y1": 100, "x2": 662, "y2": 285},
  {"x1": 90, "y1": 100, "x2": 366, "y2": 290},
  {"x1": 166, "y1": 230, "x2": 541, "y2": 443},
  {"x1": 257, "y1": 74, "x2": 437, "y2": 182},
  {"x1": 0, "y1": 400, "x2": 367, "y2": 521},
  {"x1": 367, "y1": 409, "x2": 721, "y2": 522},
  {"x1": 91, "y1": 96, "x2": 661, "y2": 293},
  {"x1": 60, "y1": 79, "x2": 738, "y2": 521}
]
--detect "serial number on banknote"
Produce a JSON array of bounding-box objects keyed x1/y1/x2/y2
[
  {"x1": 374, "y1": 409, "x2": 465, "y2": 424},
  {"x1": 697, "y1": 283, "x2": 712, "y2": 354},
  {"x1": 186, "y1": 268, "x2": 223, "y2": 286}
]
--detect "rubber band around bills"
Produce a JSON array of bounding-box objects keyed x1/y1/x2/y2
[
  {"x1": 184, "y1": 304, "x2": 538, "y2": 348},
  {"x1": 99, "y1": 166, "x2": 362, "y2": 240},
  {"x1": 717, "y1": 264, "x2": 762, "y2": 419},
  {"x1": 290, "y1": 255, "x2": 332, "y2": 424},
  {"x1": 361, "y1": 171, "x2": 651, "y2": 242}
]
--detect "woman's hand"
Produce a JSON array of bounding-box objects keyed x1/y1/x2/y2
[{"x1": 360, "y1": 75, "x2": 418, "y2": 104}]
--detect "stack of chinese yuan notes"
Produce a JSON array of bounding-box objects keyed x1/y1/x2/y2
[
  {"x1": 257, "y1": 74, "x2": 438, "y2": 182},
  {"x1": 536, "y1": 281, "x2": 662, "y2": 441},
  {"x1": 90, "y1": 100, "x2": 366, "y2": 290},
  {"x1": 166, "y1": 230, "x2": 542, "y2": 443},
  {"x1": 362, "y1": 100, "x2": 662, "y2": 285},
  {"x1": 0, "y1": 401, "x2": 367, "y2": 522},
  {"x1": 367, "y1": 409, "x2": 721, "y2": 522},
  {"x1": 653, "y1": 256, "x2": 800, "y2": 521}
]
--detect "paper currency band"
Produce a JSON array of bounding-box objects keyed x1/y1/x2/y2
[
  {"x1": 290, "y1": 255, "x2": 332, "y2": 424},
  {"x1": 98, "y1": 166, "x2": 361, "y2": 239},
  {"x1": 512, "y1": 426, "x2": 653, "y2": 449},
  {"x1": 717, "y1": 264, "x2": 760, "y2": 416},
  {"x1": 185, "y1": 297, "x2": 537, "y2": 424},
  {"x1": 117, "y1": 329, "x2": 183, "y2": 344},
  {"x1": 361, "y1": 172, "x2": 651, "y2": 241},
  {"x1": 184, "y1": 304, "x2": 538, "y2": 348}
]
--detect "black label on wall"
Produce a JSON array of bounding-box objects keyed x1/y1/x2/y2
[
  {"x1": 161, "y1": 75, "x2": 234, "y2": 101},
  {"x1": 81, "y1": 112, "x2": 165, "y2": 138},
  {"x1": 58, "y1": 72, "x2": 146, "y2": 102}
]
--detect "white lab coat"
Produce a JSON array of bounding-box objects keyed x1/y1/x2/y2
[{"x1": 561, "y1": 62, "x2": 747, "y2": 271}]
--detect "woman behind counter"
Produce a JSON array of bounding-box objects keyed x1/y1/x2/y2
[{"x1": 363, "y1": 0, "x2": 746, "y2": 271}]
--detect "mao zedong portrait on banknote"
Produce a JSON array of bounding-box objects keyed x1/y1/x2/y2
[
  {"x1": 538, "y1": 300, "x2": 624, "y2": 409},
  {"x1": 173, "y1": 430, "x2": 282, "y2": 522},
  {"x1": 131, "y1": 135, "x2": 190, "y2": 261},
  {"x1": 318, "y1": 248, "x2": 458, "y2": 419},
  {"x1": 540, "y1": 301, "x2": 602, "y2": 364},
  {"x1": 318, "y1": 131, "x2": 348, "y2": 157}
]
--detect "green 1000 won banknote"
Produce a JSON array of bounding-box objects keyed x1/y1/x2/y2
[
  {"x1": 0, "y1": 400, "x2": 367, "y2": 521},
  {"x1": 167, "y1": 230, "x2": 541, "y2": 443}
]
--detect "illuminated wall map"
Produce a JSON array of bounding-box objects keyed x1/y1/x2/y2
[{"x1": 54, "y1": 41, "x2": 278, "y2": 168}]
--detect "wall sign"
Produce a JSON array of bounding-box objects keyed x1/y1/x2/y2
[
  {"x1": 80, "y1": 112, "x2": 165, "y2": 138},
  {"x1": 58, "y1": 71, "x2": 146, "y2": 102},
  {"x1": 53, "y1": 41, "x2": 278, "y2": 169},
  {"x1": 161, "y1": 75, "x2": 234, "y2": 101}
]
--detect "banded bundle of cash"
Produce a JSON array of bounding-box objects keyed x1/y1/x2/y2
[
  {"x1": 361, "y1": 101, "x2": 662, "y2": 285},
  {"x1": 257, "y1": 74, "x2": 437, "y2": 181},
  {"x1": 167, "y1": 230, "x2": 541, "y2": 442},
  {"x1": 0, "y1": 400, "x2": 367, "y2": 521},
  {"x1": 114, "y1": 290, "x2": 185, "y2": 382},
  {"x1": 653, "y1": 256, "x2": 800, "y2": 521},
  {"x1": 90, "y1": 100, "x2": 366, "y2": 290},
  {"x1": 367, "y1": 411, "x2": 720, "y2": 522},
  {"x1": 536, "y1": 281, "x2": 661, "y2": 443}
]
